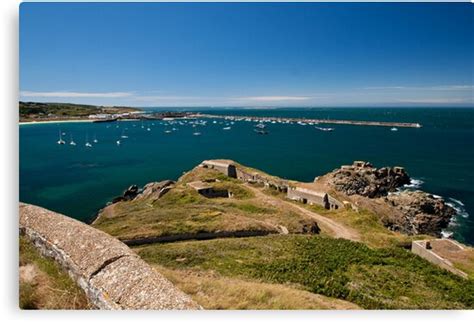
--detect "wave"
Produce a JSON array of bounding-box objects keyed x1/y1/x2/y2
[
  {"x1": 403, "y1": 178, "x2": 424, "y2": 189},
  {"x1": 447, "y1": 198, "x2": 469, "y2": 219},
  {"x1": 441, "y1": 230, "x2": 454, "y2": 238}
]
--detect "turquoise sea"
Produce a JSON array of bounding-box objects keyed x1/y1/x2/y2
[{"x1": 19, "y1": 108, "x2": 474, "y2": 245}]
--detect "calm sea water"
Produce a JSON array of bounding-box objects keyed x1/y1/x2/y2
[{"x1": 19, "y1": 108, "x2": 474, "y2": 245}]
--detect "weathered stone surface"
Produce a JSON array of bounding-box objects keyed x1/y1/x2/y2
[
  {"x1": 90, "y1": 256, "x2": 198, "y2": 309},
  {"x1": 383, "y1": 191, "x2": 456, "y2": 236},
  {"x1": 19, "y1": 203, "x2": 201, "y2": 310},
  {"x1": 326, "y1": 161, "x2": 410, "y2": 198}
]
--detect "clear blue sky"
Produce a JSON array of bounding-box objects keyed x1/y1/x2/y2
[{"x1": 20, "y1": 2, "x2": 473, "y2": 107}]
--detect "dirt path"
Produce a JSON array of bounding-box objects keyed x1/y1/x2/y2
[{"x1": 245, "y1": 185, "x2": 360, "y2": 241}]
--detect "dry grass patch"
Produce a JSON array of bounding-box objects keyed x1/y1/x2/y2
[
  {"x1": 19, "y1": 237, "x2": 90, "y2": 309},
  {"x1": 154, "y1": 266, "x2": 360, "y2": 310}
]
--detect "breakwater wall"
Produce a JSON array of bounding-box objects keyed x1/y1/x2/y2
[
  {"x1": 194, "y1": 114, "x2": 422, "y2": 128},
  {"x1": 19, "y1": 203, "x2": 201, "y2": 310}
]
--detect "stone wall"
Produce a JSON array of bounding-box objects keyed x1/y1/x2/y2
[
  {"x1": 411, "y1": 240, "x2": 468, "y2": 279},
  {"x1": 19, "y1": 203, "x2": 201, "y2": 310}
]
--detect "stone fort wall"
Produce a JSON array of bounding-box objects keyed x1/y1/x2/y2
[{"x1": 19, "y1": 203, "x2": 201, "y2": 310}]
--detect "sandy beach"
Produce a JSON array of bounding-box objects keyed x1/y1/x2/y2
[{"x1": 19, "y1": 119, "x2": 95, "y2": 126}]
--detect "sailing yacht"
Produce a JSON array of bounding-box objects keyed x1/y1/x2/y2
[
  {"x1": 116, "y1": 139, "x2": 121, "y2": 146},
  {"x1": 69, "y1": 135, "x2": 76, "y2": 146},
  {"x1": 85, "y1": 134, "x2": 92, "y2": 147},
  {"x1": 57, "y1": 130, "x2": 65, "y2": 145},
  {"x1": 93, "y1": 134, "x2": 98, "y2": 143}
]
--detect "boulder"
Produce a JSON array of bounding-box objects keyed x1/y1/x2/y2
[{"x1": 301, "y1": 221, "x2": 321, "y2": 234}]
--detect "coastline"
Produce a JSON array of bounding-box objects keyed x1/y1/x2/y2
[{"x1": 19, "y1": 119, "x2": 94, "y2": 126}]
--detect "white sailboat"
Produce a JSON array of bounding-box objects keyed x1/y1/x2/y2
[
  {"x1": 69, "y1": 134, "x2": 76, "y2": 146},
  {"x1": 85, "y1": 134, "x2": 92, "y2": 147},
  {"x1": 93, "y1": 134, "x2": 98, "y2": 143},
  {"x1": 57, "y1": 130, "x2": 65, "y2": 145}
]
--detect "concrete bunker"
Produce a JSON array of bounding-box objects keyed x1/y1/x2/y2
[
  {"x1": 201, "y1": 160, "x2": 237, "y2": 178},
  {"x1": 187, "y1": 181, "x2": 230, "y2": 198},
  {"x1": 287, "y1": 186, "x2": 341, "y2": 210}
]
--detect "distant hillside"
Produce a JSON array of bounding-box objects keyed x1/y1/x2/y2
[{"x1": 19, "y1": 101, "x2": 140, "y2": 121}]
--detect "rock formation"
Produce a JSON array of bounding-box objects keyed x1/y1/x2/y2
[
  {"x1": 111, "y1": 181, "x2": 174, "y2": 204},
  {"x1": 383, "y1": 191, "x2": 456, "y2": 237},
  {"x1": 326, "y1": 161, "x2": 410, "y2": 198},
  {"x1": 322, "y1": 161, "x2": 456, "y2": 236},
  {"x1": 134, "y1": 180, "x2": 175, "y2": 202}
]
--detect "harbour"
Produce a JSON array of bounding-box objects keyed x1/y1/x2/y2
[{"x1": 193, "y1": 113, "x2": 423, "y2": 128}]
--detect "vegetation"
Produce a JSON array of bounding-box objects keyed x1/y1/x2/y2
[
  {"x1": 136, "y1": 235, "x2": 474, "y2": 309},
  {"x1": 19, "y1": 101, "x2": 139, "y2": 121},
  {"x1": 300, "y1": 203, "x2": 429, "y2": 248},
  {"x1": 92, "y1": 167, "x2": 318, "y2": 240},
  {"x1": 154, "y1": 265, "x2": 360, "y2": 309},
  {"x1": 19, "y1": 237, "x2": 90, "y2": 309}
]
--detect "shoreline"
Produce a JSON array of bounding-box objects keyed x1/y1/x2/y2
[{"x1": 19, "y1": 119, "x2": 95, "y2": 126}]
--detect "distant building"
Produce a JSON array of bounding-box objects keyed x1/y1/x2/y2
[{"x1": 88, "y1": 113, "x2": 111, "y2": 119}]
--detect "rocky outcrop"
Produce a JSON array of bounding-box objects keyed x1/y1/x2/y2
[
  {"x1": 134, "y1": 180, "x2": 175, "y2": 201},
  {"x1": 326, "y1": 161, "x2": 410, "y2": 198},
  {"x1": 19, "y1": 203, "x2": 200, "y2": 310},
  {"x1": 323, "y1": 161, "x2": 455, "y2": 237},
  {"x1": 112, "y1": 185, "x2": 139, "y2": 203},
  {"x1": 111, "y1": 181, "x2": 175, "y2": 204},
  {"x1": 383, "y1": 191, "x2": 456, "y2": 237}
]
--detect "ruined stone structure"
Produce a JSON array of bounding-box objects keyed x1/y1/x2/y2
[
  {"x1": 201, "y1": 160, "x2": 237, "y2": 178},
  {"x1": 200, "y1": 159, "x2": 288, "y2": 192},
  {"x1": 19, "y1": 203, "x2": 201, "y2": 310},
  {"x1": 187, "y1": 181, "x2": 229, "y2": 198},
  {"x1": 287, "y1": 186, "x2": 342, "y2": 210},
  {"x1": 411, "y1": 239, "x2": 468, "y2": 279}
]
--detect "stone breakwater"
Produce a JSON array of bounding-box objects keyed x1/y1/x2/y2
[
  {"x1": 19, "y1": 203, "x2": 201, "y2": 310},
  {"x1": 193, "y1": 113, "x2": 422, "y2": 128}
]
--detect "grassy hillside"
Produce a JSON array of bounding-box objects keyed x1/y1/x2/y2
[
  {"x1": 19, "y1": 101, "x2": 139, "y2": 121},
  {"x1": 92, "y1": 167, "x2": 320, "y2": 241},
  {"x1": 136, "y1": 234, "x2": 474, "y2": 309},
  {"x1": 19, "y1": 237, "x2": 90, "y2": 309}
]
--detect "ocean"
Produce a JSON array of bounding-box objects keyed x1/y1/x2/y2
[{"x1": 19, "y1": 107, "x2": 474, "y2": 245}]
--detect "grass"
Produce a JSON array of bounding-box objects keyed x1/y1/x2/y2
[
  {"x1": 153, "y1": 265, "x2": 360, "y2": 309},
  {"x1": 19, "y1": 236, "x2": 90, "y2": 309},
  {"x1": 136, "y1": 234, "x2": 474, "y2": 309},
  {"x1": 289, "y1": 200, "x2": 429, "y2": 248},
  {"x1": 92, "y1": 167, "x2": 319, "y2": 240}
]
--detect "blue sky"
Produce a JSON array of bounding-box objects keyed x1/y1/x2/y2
[{"x1": 20, "y1": 2, "x2": 473, "y2": 107}]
